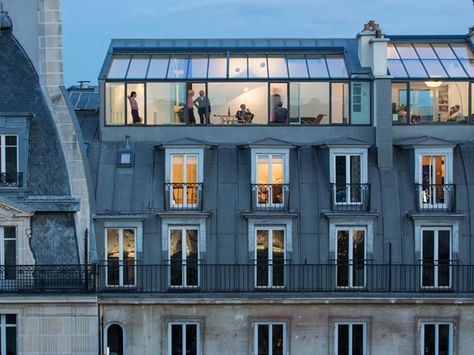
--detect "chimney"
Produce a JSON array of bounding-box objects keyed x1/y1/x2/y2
[
  {"x1": 78, "y1": 81, "x2": 90, "y2": 90},
  {"x1": 469, "y1": 26, "x2": 474, "y2": 46},
  {"x1": 357, "y1": 20, "x2": 389, "y2": 77}
]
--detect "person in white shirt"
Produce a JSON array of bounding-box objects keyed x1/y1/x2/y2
[{"x1": 448, "y1": 105, "x2": 465, "y2": 122}]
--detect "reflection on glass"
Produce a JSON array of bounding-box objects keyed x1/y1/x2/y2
[
  {"x1": 272, "y1": 324, "x2": 284, "y2": 355},
  {"x1": 248, "y1": 57, "x2": 268, "y2": 78},
  {"x1": 432, "y1": 44, "x2": 456, "y2": 59},
  {"x1": 392, "y1": 83, "x2": 408, "y2": 123},
  {"x1": 306, "y1": 56, "x2": 329, "y2": 78},
  {"x1": 188, "y1": 56, "x2": 208, "y2": 79},
  {"x1": 256, "y1": 229, "x2": 285, "y2": 287},
  {"x1": 108, "y1": 57, "x2": 130, "y2": 79},
  {"x1": 106, "y1": 83, "x2": 125, "y2": 125},
  {"x1": 170, "y1": 229, "x2": 199, "y2": 287},
  {"x1": 126, "y1": 56, "x2": 150, "y2": 79},
  {"x1": 123, "y1": 229, "x2": 135, "y2": 286},
  {"x1": 268, "y1": 56, "x2": 287, "y2": 78},
  {"x1": 422, "y1": 59, "x2": 447, "y2": 78},
  {"x1": 208, "y1": 56, "x2": 227, "y2": 78},
  {"x1": 388, "y1": 60, "x2": 408, "y2": 77},
  {"x1": 403, "y1": 60, "x2": 427, "y2": 77},
  {"x1": 326, "y1": 56, "x2": 349, "y2": 78},
  {"x1": 287, "y1": 56, "x2": 309, "y2": 78},
  {"x1": 170, "y1": 229, "x2": 183, "y2": 286},
  {"x1": 337, "y1": 229, "x2": 365, "y2": 287},
  {"x1": 395, "y1": 44, "x2": 418, "y2": 59},
  {"x1": 451, "y1": 43, "x2": 474, "y2": 59},
  {"x1": 256, "y1": 229, "x2": 269, "y2": 287},
  {"x1": 414, "y1": 44, "x2": 437, "y2": 59},
  {"x1": 147, "y1": 56, "x2": 169, "y2": 79},
  {"x1": 229, "y1": 56, "x2": 248, "y2": 78},
  {"x1": 289, "y1": 82, "x2": 329, "y2": 124},
  {"x1": 331, "y1": 83, "x2": 349, "y2": 123},
  {"x1": 460, "y1": 59, "x2": 474, "y2": 77},
  {"x1": 106, "y1": 229, "x2": 120, "y2": 286},
  {"x1": 146, "y1": 83, "x2": 186, "y2": 124},
  {"x1": 387, "y1": 44, "x2": 399, "y2": 59},
  {"x1": 441, "y1": 59, "x2": 467, "y2": 78},
  {"x1": 168, "y1": 56, "x2": 189, "y2": 79}
]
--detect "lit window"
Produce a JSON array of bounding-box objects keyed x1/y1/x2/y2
[
  {"x1": 335, "y1": 322, "x2": 366, "y2": 355},
  {"x1": 169, "y1": 227, "x2": 199, "y2": 287},
  {"x1": 256, "y1": 227, "x2": 285, "y2": 288},
  {"x1": 229, "y1": 56, "x2": 248, "y2": 79},
  {"x1": 168, "y1": 56, "x2": 189, "y2": 79},
  {"x1": 168, "y1": 322, "x2": 200, "y2": 355},
  {"x1": 106, "y1": 228, "x2": 136, "y2": 287},
  {"x1": 254, "y1": 322, "x2": 286, "y2": 355},
  {"x1": 421, "y1": 228, "x2": 451, "y2": 288},
  {"x1": 421, "y1": 322, "x2": 453, "y2": 355},
  {"x1": 119, "y1": 151, "x2": 132, "y2": 166}
]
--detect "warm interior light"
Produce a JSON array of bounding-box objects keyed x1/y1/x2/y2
[
  {"x1": 243, "y1": 88, "x2": 249, "y2": 92},
  {"x1": 424, "y1": 81, "x2": 443, "y2": 88}
]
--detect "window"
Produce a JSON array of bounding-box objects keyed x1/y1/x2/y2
[
  {"x1": 392, "y1": 83, "x2": 408, "y2": 123},
  {"x1": 289, "y1": 82, "x2": 329, "y2": 124},
  {"x1": 166, "y1": 150, "x2": 203, "y2": 210},
  {"x1": 126, "y1": 56, "x2": 150, "y2": 79},
  {"x1": 0, "y1": 227, "x2": 16, "y2": 280},
  {"x1": 421, "y1": 228, "x2": 451, "y2": 288},
  {"x1": 421, "y1": 322, "x2": 453, "y2": 355},
  {"x1": 146, "y1": 82, "x2": 186, "y2": 125},
  {"x1": 106, "y1": 323, "x2": 124, "y2": 355},
  {"x1": 254, "y1": 322, "x2": 286, "y2": 355},
  {"x1": 331, "y1": 83, "x2": 349, "y2": 124},
  {"x1": 106, "y1": 228, "x2": 136, "y2": 287},
  {"x1": 0, "y1": 314, "x2": 16, "y2": 355},
  {"x1": 256, "y1": 227, "x2": 285, "y2": 288},
  {"x1": 168, "y1": 322, "x2": 200, "y2": 355},
  {"x1": 336, "y1": 228, "x2": 366, "y2": 288},
  {"x1": 335, "y1": 322, "x2": 366, "y2": 355},
  {"x1": 350, "y1": 82, "x2": 370, "y2": 124},
  {"x1": 0, "y1": 135, "x2": 19, "y2": 187},
  {"x1": 126, "y1": 83, "x2": 145, "y2": 125},
  {"x1": 169, "y1": 227, "x2": 199, "y2": 287},
  {"x1": 105, "y1": 83, "x2": 125, "y2": 125}
]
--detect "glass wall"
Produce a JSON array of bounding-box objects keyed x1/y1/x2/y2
[
  {"x1": 391, "y1": 83, "x2": 408, "y2": 123},
  {"x1": 146, "y1": 83, "x2": 186, "y2": 124},
  {"x1": 332, "y1": 83, "x2": 349, "y2": 124},
  {"x1": 105, "y1": 83, "x2": 125, "y2": 125},
  {"x1": 126, "y1": 83, "x2": 145, "y2": 124},
  {"x1": 289, "y1": 82, "x2": 329, "y2": 124}
]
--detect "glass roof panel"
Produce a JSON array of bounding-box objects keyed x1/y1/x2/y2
[
  {"x1": 326, "y1": 56, "x2": 348, "y2": 78},
  {"x1": 387, "y1": 44, "x2": 399, "y2": 59},
  {"x1": 167, "y1": 56, "x2": 189, "y2": 79},
  {"x1": 126, "y1": 56, "x2": 150, "y2": 79},
  {"x1": 188, "y1": 56, "x2": 208, "y2": 78},
  {"x1": 460, "y1": 59, "x2": 474, "y2": 77},
  {"x1": 287, "y1": 56, "x2": 309, "y2": 78},
  {"x1": 388, "y1": 59, "x2": 408, "y2": 77},
  {"x1": 108, "y1": 57, "x2": 130, "y2": 79},
  {"x1": 441, "y1": 59, "x2": 468, "y2": 78},
  {"x1": 268, "y1": 56, "x2": 288, "y2": 78},
  {"x1": 422, "y1": 59, "x2": 447, "y2": 78},
  {"x1": 229, "y1": 56, "x2": 248, "y2": 78},
  {"x1": 432, "y1": 44, "x2": 456, "y2": 59},
  {"x1": 306, "y1": 56, "x2": 329, "y2": 78},
  {"x1": 450, "y1": 43, "x2": 474, "y2": 59},
  {"x1": 402, "y1": 59, "x2": 427, "y2": 77},
  {"x1": 207, "y1": 56, "x2": 227, "y2": 78},
  {"x1": 248, "y1": 57, "x2": 268, "y2": 78},
  {"x1": 147, "y1": 56, "x2": 169, "y2": 79},
  {"x1": 395, "y1": 44, "x2": 418, "y2": 59},
  {"x1": 413, "y1": 44, "x2": 437, "y2": 59}
]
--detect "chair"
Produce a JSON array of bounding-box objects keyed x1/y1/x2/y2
[{"x1": 301, "y1": 114, "x2": 326, "y2": 125}]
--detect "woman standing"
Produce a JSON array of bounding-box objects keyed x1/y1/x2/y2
[
  {"x1": 187, "y1": 90, "x2": 196, "y2": 124},
  {"x1": 194, "y1": 90, "x2": 211, "y2": 124}
]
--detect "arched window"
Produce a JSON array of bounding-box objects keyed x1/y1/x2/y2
[{"x1": 106, "y1": 323, "x2": 124, "y2": 355}]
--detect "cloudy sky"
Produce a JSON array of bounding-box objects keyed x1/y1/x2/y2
[{"x1": 62, "y1": 0, "x2": 474, "y2": 86}]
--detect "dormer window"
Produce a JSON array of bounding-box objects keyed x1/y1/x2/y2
[
  {"x1": 0, "y1": 135, "x2": 20, "y2": 188},
  {"x1": 119, "y1": 151, "x2": 132, "y2": 166}
]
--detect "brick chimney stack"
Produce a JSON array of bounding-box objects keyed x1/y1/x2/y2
[{"x1": 357, "y1": 20, "x2": 389, "y2": 77}]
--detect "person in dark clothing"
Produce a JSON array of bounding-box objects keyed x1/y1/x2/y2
[
  {"x1": 194, "y1": 90, "x2": 211, "y2": 124},
  {"x1": 270, "y1": 101, "x2": 288, "y2": 124},
  {"x1": 235, "y1": 104, "x2": 254, "y2": 123}
]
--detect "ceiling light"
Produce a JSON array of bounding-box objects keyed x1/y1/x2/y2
[{"x1": 424, "y1": 81, "x2": 443, "y2": 88}]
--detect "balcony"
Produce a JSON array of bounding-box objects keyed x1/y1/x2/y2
[
  {"x1": 251, "y1": 184, "x2": 290, "y2": 212},
  {"x1": 0, "y1": 173, "x2": 23, "y2": 188},
  {"x1": 415, "y1": 184, "x2": 456, "y2": 212},
  {"x1": 165, "y1": 183, "x2": 203, "y2": 211},
  {"x1": 330, "y1": 183, "x2": 370, "y2": 211}
]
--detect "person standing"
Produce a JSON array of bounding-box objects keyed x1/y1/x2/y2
[
  {"x1": 187, "y1": 90, "x2": 196, "y2": 124},
  {"x1": 194, "y1": 90, "x2": 211, "y2": 124},
  {"x1": 127, "y1": 91, "x2": 142, "y2": 124}
]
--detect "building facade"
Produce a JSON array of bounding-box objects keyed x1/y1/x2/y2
[{"x1": 2, "y1": 1, "x2": 474, "y2": 354}]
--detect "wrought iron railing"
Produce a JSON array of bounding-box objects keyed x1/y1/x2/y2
[
  {"x1": 251, "y1": 184, "x2": 290, "y2": 212},
  {"x1": 164, "y1": 182, "x2": 203, "y2": 210},
  {"x1": 0, "y1": 172, "x2": 23, "y2": 188},
  {"x1": 415, "y1": 184, "x2": 456, "y2": 212},
  {"x1": 330, "y1": 183, "x2": 370, "y2": 211}
]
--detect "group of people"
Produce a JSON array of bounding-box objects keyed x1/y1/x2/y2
[{"x1": 187, "y1": 90, "x2": 212, "y2": 124}]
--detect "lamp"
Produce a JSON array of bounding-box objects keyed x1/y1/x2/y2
[{"x1": 424, "y1": 81, "x2": 443, "y2": 88}]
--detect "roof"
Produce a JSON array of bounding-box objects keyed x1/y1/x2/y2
[
  {"x1": 67, "y1": 85, "x2": 99, "y2": 111},
  {"x1": 394, "y1": 136, "x2": 456, "y2": 147}
]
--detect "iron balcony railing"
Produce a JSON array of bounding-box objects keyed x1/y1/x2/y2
[
  {"x1": 415, "y1": 184, "x2": 456, "y2": 212},
  {"x1": 96, "y1": 261, "x2": 474, "y2": 295},
  {"x1": 251, "y1": 184, "x2": 290, "y2": 212},
  {"x1": 0, "y1": 172, "x2": 23, "y2": 188},
  {"x1": 0, "y1": 265, "x2": 95, "y2": 292},
  {"x1": 330, "y1": 183, "x2": 370, "y2": 211},
  {"x1": 164, "y1": 182, "x2": 203, "y2": 210}
]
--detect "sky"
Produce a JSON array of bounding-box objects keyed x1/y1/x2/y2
[{"x1": 62, "y1": 0, "x2": 474, "y2": 86}]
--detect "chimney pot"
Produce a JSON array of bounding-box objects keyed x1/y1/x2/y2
[{"x1": 469, "y1": 26, "x2": 474, "y2": 34}]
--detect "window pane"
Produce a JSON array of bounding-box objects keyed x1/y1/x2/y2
[
  {"x1": 168, "y1": 56, "x2": 189, "y2": 79},
  {"x1": 289, "y1": 82, "x2": 329, "y2": 124},
  {"x1": 335, "y1": 156, "x2": 347, "y2": 203},
  {"x1": 352, "y1": 230, "x2": 365, "y2": 287},
  {"x1": 460, "y1": 59, "x2": 474, "y2": 77},
  {"x1": 422, "y1": 60, "x2": 447, "y2": 78},
  {"x1": 439, "y1": 324, "x2": 450, "y2": 355},
  {"x1": 106, "y1": 229, "x2": 119, "y2": 285},
  {"x1": 271, "y1": 155, "x2": 284, "y2": 185},
  {"x1": 5, "y1": 146, "x2": 17, "y2": 176},
  {"x1": 422, "y1": 230, "x2": 435, "y2": 287},
  {"x1": 287, "y1": 57, "x2": 308, "y2": 78},
  {"x1": 331, "y1": 83, "x2": 349, "y2": 124},
  {"x1": 352, "y1": 324, "x2": 364, "y2": 355},
  {"x1": 5, "y1": 314, "x2": 16, "y2": 325},
  {"x1": 392, "y1": 83, "x2": 408, "y2": 123},
  {"x1": 248, "y1": 57, "x2": 268, "y2": 78},
  {"x1": 337, "y1": 324, "x2": 349, "y2": 355},
  {"x1": 186, "y1": 229, "x2": 199, "y2": 286},
  {"x1": 306, "y1": 56, "x2": 329, "y2": 78},
  {"x1": 126, "y1": 56, "x2": 149, "y2": 79},
  {"x1": 146, "y1": 83, "x2": 186, "y2": 125},
  {"x1": 268, "y1": 56, "x2": 287, "y2": 78},
  {"x1": 4, "y1": 239, "x2": 16, "y2": 280},
  {"x1": 186, "y1": 324, "x2": 197, "y2": 355},
  {"x1": 257, "y1": 324, "x2": 269, "y2": 355},
  {"x1": 257, "y1": 155, "x2": 269, "y2": 185},
  {"x1": 396, "y1": 44, "x2": 418, "y2": 59},
  {"x1": 256, "y1": 230, "x2": 269, "y2": 287},
  {"x1": 433, "y1": 44, "x2": 456, "y2": 59},
  {"x1": 170, "y1": 229, "x2": 183, "y2": 286},
  {"x1": 388, "y1": 60, "x2": 408, "y2": 77},
  {"x1": 270, "y1": 83, "x2": 288, "y2": 124},
  {"x1": 171, "y1": 324, "x2": 183, "y2": 355},
  {"x1": 126, "y1": 83, "x2": 145, "y2": 124},
  {"x1": 208, "y1": 56, "x2": 227, "y2": 78},
  {"x1": 147, "y1": 56, "x2": 169, "y2": 79},
  {"x1": 423, "y1": 324, "x2": 436, "y2": 355},
  {"x1": 105, "y1": 83, "x2": 125, "y2": 125},
  {"x1": 326, "y1": 56, "x2": 348, "y2": 78},
  {"x1": 107, "y1": 324, "x2": 123, "y2": 355},
  {"x1": 108, "y1": 57, "x2": 130, "y2": 79},
  {"x1": 351, "y1": 82, "x2": 371, "y2": 124},
  {"x1": 403, "y1": 60, "x2": 427, "y2": 77},
  {"x1": 441, "y1": 59, "x2": 468, "y2": 78},
  {"x1": 409, "y1": 82, "x2": 437, "y2": 123},
  {"x1": 272, "y1": 324, "x2": 284, "y2": 355},
  {"x1": 451, "y1": 43, "x2": 474, "y2": 59},
  {"x1": 229, "y1": 56, "x2": 248, "y2": 78},
  {"x1": 337, "y1": 230, "x2": 349, "y2": 287},
  {"x1": 188, "y1": 56, "x2": 208, "y2": 79},
  {"x1": 5, "y1": 136, "x2": 16, "y2": 146},
  {"x1": 350, "y1": 156, "x2": 361, "y2": 202},
  {"x1": 414, "y1": 44, "x2": 437, "y2": 59},
  {"x1": 186, "y1": 155, "x2": 197, "y2": 184},
  {"x1": 387, "y1": 44, "x2": 399, "y2": 59},
  {"x1": 123, "y1": 229, "x2": 135, "y2": 285},
  {"x1": 272, "y1": 230, "x2": 285, "y2": 286}
]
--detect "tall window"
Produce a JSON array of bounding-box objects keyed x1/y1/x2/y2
[
  {"x1": 336, "y1": 228, "x2": 366, "y2": 288},
  {"x1": 334, "y1": 154, "x2": 362, "y2": 204},
  {"x1": 420, "y1": 155, "x2": 446, "y2": 207},
  {"x1": 254, "y1": 322, "x2": 286, "y2": 355},
  {"x1": 421, "y1": 228, "x2": 451, "y2": 288},
  {"x1": 106, "y1": 324, "x2": 124, "y2": 355},
  {"x1": 0, "y1": 315, "x2": 16, "y2": 355},
  {"x1": 168, "y1": 322, "x2": 200, "y2": 355},
  {"x1": 421, "y1": 323, "x2": 453, "y2": 355},
  {"x1": 0, "y1": 135, "x2": 18, "y2": 187},
  {"x1": 106, "y1": 228, "x2": 136, "y2": 287},
  {"x1": 0, "y1": 227, "x2": 16, "y2": 280},
  {"x1": 105, "y1": 83, "x2": 125, "y2": 125},
  {"x1": 256, "y1": 228, "x2": 285, "y2": 288},
  {"x1": 254, "y1": 151, "x2": 288, "y2": 210},
  {"x1": 169, "y1": 228, "x2": 199, "y2": 287},
  {"x1": 335, "y1": 322, "x2": 366, "y2": 355}
]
